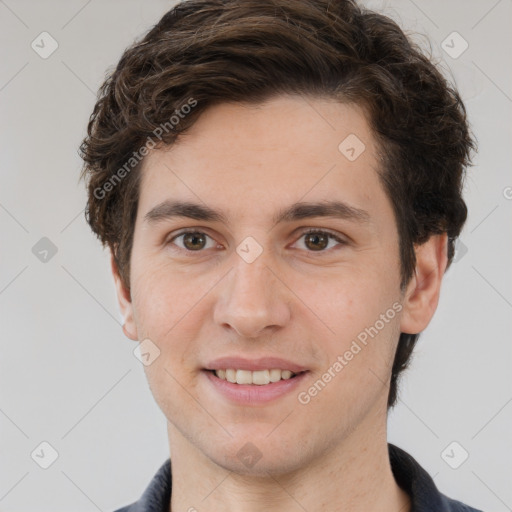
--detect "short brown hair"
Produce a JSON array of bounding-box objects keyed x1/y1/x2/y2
[{"x1": 80, "y1": 0, "x2": 476, "y2": 408}]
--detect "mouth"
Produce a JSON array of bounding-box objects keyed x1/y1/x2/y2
[
  {"x1": 204, "y1": 368, "x2": 307, "y2": 385},
  {"x1": 202, "y1": 356, "x2": 310, "y2": 403},
  {"x1": 202, "y1": 367, "x2": 309, "y2": 404}
]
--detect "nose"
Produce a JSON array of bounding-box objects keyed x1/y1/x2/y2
[{"x1": 213, "y1": 251, "x2": 291, "y2": 339}]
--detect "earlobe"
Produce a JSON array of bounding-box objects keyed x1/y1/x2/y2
[
  {"x1": 110, "y1": 251, "x2": 139, "y2": 341},
  {"x1": 121, "y1": 322, "x2": 138, "y2": 341},
  {"x1": 399, "y1": 233, "x2": 448, "y2": 335}
]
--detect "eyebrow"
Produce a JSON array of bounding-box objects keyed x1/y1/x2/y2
[{"x1": 143, "y1": 199, "x2": 371, "y2": 227}]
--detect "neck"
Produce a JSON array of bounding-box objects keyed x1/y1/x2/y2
[{"x1": 166, "y1": 406, "x2": 410, "y2": 512}]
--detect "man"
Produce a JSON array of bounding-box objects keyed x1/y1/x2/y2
[{"x1": 80, "y1": 0, "x2": 481, "y2": 510}]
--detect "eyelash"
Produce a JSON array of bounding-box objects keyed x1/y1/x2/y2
[{"x1": 166, "y1": 228, "x2": 347, "y2": 255}]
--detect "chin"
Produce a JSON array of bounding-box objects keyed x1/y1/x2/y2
[
  {"x1": 206, "y1": 436, "x2": 308, "y2": 478},
  {"x1": 219, "y1": 453, "x2": 300, "y2": 478}
]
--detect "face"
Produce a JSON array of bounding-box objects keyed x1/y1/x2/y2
[{"x1": 115, "y1": 94, "x2": 442, "y2": 476}]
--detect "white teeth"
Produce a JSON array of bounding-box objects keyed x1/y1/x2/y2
[
  {"x1": 236, "y1": 370, "x2": 252, "y2": 385},
  {"x1": 252, "y1": 369, "x2": 270, "y2": 385},
  {"x1": 269, "y1": 369, "x2": 282, "y2": 382},
  {"x1": 213, "y1": 368, "x2": 297, "y2": 385}
]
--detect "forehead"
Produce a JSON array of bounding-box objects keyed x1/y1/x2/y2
[
  {"x1": 136, "y1": 95, "x2": 388, "y2": 229},
  {"x1": 157, "y1": 95, "x2": 376, "y2": 163}
]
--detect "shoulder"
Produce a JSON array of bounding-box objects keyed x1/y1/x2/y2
[
  {"x1": 388, "y1": 443, "x2": 484, "y2": 512},
  {"x1": 111, "y1": 458, "x2": 172, "y2": 512},
  {"x1": 442, "y1": 495, "x2": 484, "y2": 512}
]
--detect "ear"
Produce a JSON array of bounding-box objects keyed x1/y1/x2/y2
[
  {"x1": 110, "y1": 250, "x2": 139, "y2": 341},
  {"x1": 399, "y1": 233, "x2": 448, "y2": 335}
]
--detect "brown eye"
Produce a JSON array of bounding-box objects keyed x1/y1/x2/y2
[
  {"x1": 304, "y1": 232, "x2": 329, "y2": 251},
  {"x1": 182, "y1": 232, "x2": 207, "y2": 250},
  {"x1": 295, "y1": 229, "x2": 347, "y2": 252},
  {"x1": 169, "y1": 231, "x2": 217, "y2": 252}
]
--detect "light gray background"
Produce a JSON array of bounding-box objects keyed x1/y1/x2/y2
[{"x1": 0, "y1": 0, "x2": 510, "y2": 511}]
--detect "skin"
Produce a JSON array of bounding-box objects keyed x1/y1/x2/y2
[{"x1": 112, "y1": 94, "x2": 448, "y2": 512}]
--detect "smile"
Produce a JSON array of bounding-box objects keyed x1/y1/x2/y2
[
  {"x1": 203, "y1": 369, "x2": 309, "y2": 404},
  {"x1": 212, "y1": 368, "x2": 300, "y2": 385}
]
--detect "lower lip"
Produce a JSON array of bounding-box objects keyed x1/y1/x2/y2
[{"x1": 203, "y1": 370, "x2": 309, "y2": 405}]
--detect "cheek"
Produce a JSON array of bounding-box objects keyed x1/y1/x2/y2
[
  {"x1": 130, "y1": 261, "x2": 217, "y2": 376},
  {"x1": 130, "y1": 260, "x2": 197, "y2": 335},
  {"x1": 296, "y1": 313, "x2": 401, "y2": 430},
  {"x1": 293, "y1": 264, "x2": 398, "y2": 339},
  {"x1": 295, "y1": 261, "x2": 403, "y2": 400}
]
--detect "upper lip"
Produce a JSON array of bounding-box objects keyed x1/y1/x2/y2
[{"x1": 205, "y1": 356, "x2": 308, "y2": 373}]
